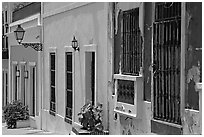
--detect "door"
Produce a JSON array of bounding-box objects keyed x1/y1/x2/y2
[
  {"x1": 85, "y1": 52, "x2": 95, "y2": 105},
  {"x1": 152, "y1": 2, "x2": 181, "y2": 124},
  {"x1": 30, "y1": 66, "x2": 36, "y2": 116}
]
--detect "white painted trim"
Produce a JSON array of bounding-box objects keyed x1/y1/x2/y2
[
  {"x1": 28, "y1": 62, "x2": 36, "y2": 67},
  {"x1": 49, "y1": 48, "x2": 58, "y2": 113},
  {"x1": 114, "y1": 74, "x2": 142, "y2": 81},
  {"x1": 42, "y1": 2, "x2": 93, "y2": 19},
  {"x1": 56, "y1": 114, "x2": 64, "y2": 119},
  {"x1": 12, "y1": 61, "x2": 18, "y2": 65},
  {"x1": 83, "y1": 44, "x2": 97, "y2": 52},
  {"x1": 19, "y1": 62, "x2": 26, "y2": 65},
  {"x1": 49, "y1": 47, "x2": 57, "y2": 53},
  {"x1": 9, "y1": 13, "x2": 40, "y2": 28},
  {"x1": 64, "y1": 46, "x2": 74, "y2": 52},
  {"x1": 64, "y1": 47, "x2": 74, "y2": 122},
  {"x1": 185, "y1": 109, "x2": 199, "y2": 113},
  {"x1": 42, "y1": 109, "x2": 49, "y2": 112}
]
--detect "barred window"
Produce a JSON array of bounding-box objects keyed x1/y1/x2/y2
[
  {"x1": 121, "y1": 8, "x2": 142, "y2": 76},
  {"x1": 65, "y1": 52, "x2": 72, "y2": 123},
  {"x1": 50, "y1": 53, "x2": 56, "y2": 115},
  {"x1": 114, "y1": 7, "x2": 142, "y2": 76}
]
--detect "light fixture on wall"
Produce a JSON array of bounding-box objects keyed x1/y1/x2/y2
[
  {"x1": 24, "y1": 70, "x2": 28, "y2": 79},
  {"x1": 16, "y1": 70, "x2": 20, "y2": 77},
  {"x1": 14, "y1": 25, "x2": 43, "y2": 51},
  {"x1": 71, "y1": 36, "x2": 79, "y2": 51}
]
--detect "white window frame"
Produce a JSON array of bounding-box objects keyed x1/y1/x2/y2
[
  {"x1": 64, "y1": 46, "x2": 74, "y2": 123},
  {"x1": 49, "y1": 47, "x2": 57, "y2": 115}
]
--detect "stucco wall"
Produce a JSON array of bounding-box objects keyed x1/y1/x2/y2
[
  {"x1": 185, "y1": 2, "x2": 202, "y2": 110},
  {"x1": 42, "y1": 2, "x2": 109, "y2": 134},
  {"x1": 182, "y1": 2, "x2": 202, "y2": 135},
  {"x1": 2, "y1": 60, "x2": 9, "y2": 70},
  {"x1": 109, "y1": 100, "x2": 152, "y2": 135}
]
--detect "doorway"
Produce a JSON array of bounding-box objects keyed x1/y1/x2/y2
[
  {"x1": 152, "y1": 2, "x2": 181, "y2": 124},
  {"x1": 85, "y1": 52, "x2": 95, "y2": 105}
]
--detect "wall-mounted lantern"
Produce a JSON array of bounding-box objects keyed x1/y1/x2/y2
[
  {"x1": 71, "y1": 36, "x2": 79, "y2": 51},
  {"x1": 16, "y1": 70, "x2": 20, "y2": 77},
  {"x1": 24, "y1": 70, "x2": 28, "y2": 79},
  {"x1": 14, "y1": 25, "x2": 43, "y2": 51}
]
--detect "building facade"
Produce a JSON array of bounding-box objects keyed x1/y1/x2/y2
[
  {"x1": 2, "y1": 2, "x2": 10, "y2": 108},
  {"x1": 2, "y1": 2, "x2": 202, "y2": 135},
  {"x1": 5, "y1": 2, "x2": 42, "y2": 129}
]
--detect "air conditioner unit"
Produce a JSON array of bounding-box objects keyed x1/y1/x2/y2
[{"x1": 114, "y1": 74, "x2": 143, "y2": 118}]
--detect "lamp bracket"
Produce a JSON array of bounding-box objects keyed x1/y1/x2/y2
[{"x1": 22, "y1": 43, "x2": 43, "y2": 51}]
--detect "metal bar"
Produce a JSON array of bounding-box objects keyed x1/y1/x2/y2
[
  {"x1": 168, "y1": 21, "x2": 172, "y2": 122},
  {"x1": 122, "y1": 13, "x2": 125, "y2": 73},
  {"x1": 133, "y1": 11, "x2": 135, "y2": 74}
]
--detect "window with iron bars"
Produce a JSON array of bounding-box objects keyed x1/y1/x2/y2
[
  {"x1": 65, "y1": 52, "x2": 73, "y2": 123},
  {"x1": 50, "y1": 53, "x2": 56, "y2": 115},
  {"x1": 114, "y1": 7, "x2": 142, "y2": 104},
  {"x1": 153, "y1": 2, "x2": 181, "y2": 125},
  {"x1": 121, "y1": 8, "x2": 142, "y2": 76}
]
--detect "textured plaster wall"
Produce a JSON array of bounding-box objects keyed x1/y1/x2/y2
[
  {"x1": 185, "y1": 2, "x2": 202, "y2": 110},
  {"x1": 109, "y1": 2, "x2": 152, "y2": 135},
  {"x1": 109, "y1": 99, "x2": 152, "y2": 135},
  {"x1": 183, "y1": 3, "x2": 202, "y2": 135},
  {"x1": 2, "y1": 60, "x2": 9, "y2": 70},
  {"x1": 183, "y1": 109, "x2": 201, "y2": 134}
]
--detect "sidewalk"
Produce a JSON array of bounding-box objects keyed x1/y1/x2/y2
[{"x1": 2, "y1": 123, "x2": 57, "y2": 135}]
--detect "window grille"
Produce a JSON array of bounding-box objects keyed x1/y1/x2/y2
[
  {"x1": 50, "y1": 53, "x2": 56, "y2": 113},
  {"x1": 122, "y1": 8, "x2": 142, "y2": 76},
  {"x1": 153, "y1": 2, "x2": 181, "y2": 124},
  {"x1": 117, "y1": 80, "x2": 134, "y2": 105},
  {"x1": 65, "y1": 52, "x2": 73, "y2": 120}
]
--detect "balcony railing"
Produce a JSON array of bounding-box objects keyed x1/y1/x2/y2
[{"x1": 12, "y1": 2, "x2": 41, "y2": 22}]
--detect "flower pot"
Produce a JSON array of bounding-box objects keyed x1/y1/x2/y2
[{"x1": 16, "y1": 119, "x2": 30, "y2": 128}]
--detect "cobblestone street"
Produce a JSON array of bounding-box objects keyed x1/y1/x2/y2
[{"x1": 2, "y1": 123, "x2": 59, "y2": 135}]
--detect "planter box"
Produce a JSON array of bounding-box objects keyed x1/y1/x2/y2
[
  {"x1": 72, "y1": 125, "x2": 109, "y2": 135},
  {"x1": 16, "y1": 119, "x2": 30, "y2": 128}
]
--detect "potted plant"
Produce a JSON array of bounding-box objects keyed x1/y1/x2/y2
[
  {"x1": 3, "y1": 100, "x2": 29, "y2": 129},
  {"x1": 77, "y1": 101, "x2": 108, "y2": 135}
]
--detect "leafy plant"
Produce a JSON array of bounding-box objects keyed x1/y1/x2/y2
[
  {"x1": 3, "y1": 100, "x2": 29, "y2": 129},
  {"x1": 78, "y1": 101, "x2": 103, "y2": 131}
]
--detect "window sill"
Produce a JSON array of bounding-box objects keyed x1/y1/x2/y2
[
  {"x1": 64, "y1": 117, "x2": 72, "y2": 124},
  {"x1": 114, "y1": 74, "x2": 142, "y2": 81},
  {"x1": 49, "y1": 110, "x2": 56, "y2": 116},
  {"x1": 72, "y1": 125, "x2": 109, "y2": 135},
  {"x1": 151, "y1": 119, "x2": 182, "y2": 135}
]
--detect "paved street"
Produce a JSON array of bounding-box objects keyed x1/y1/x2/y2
[{"x1": 2, "y1": 123, "x2": 58, "y2": 135}]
